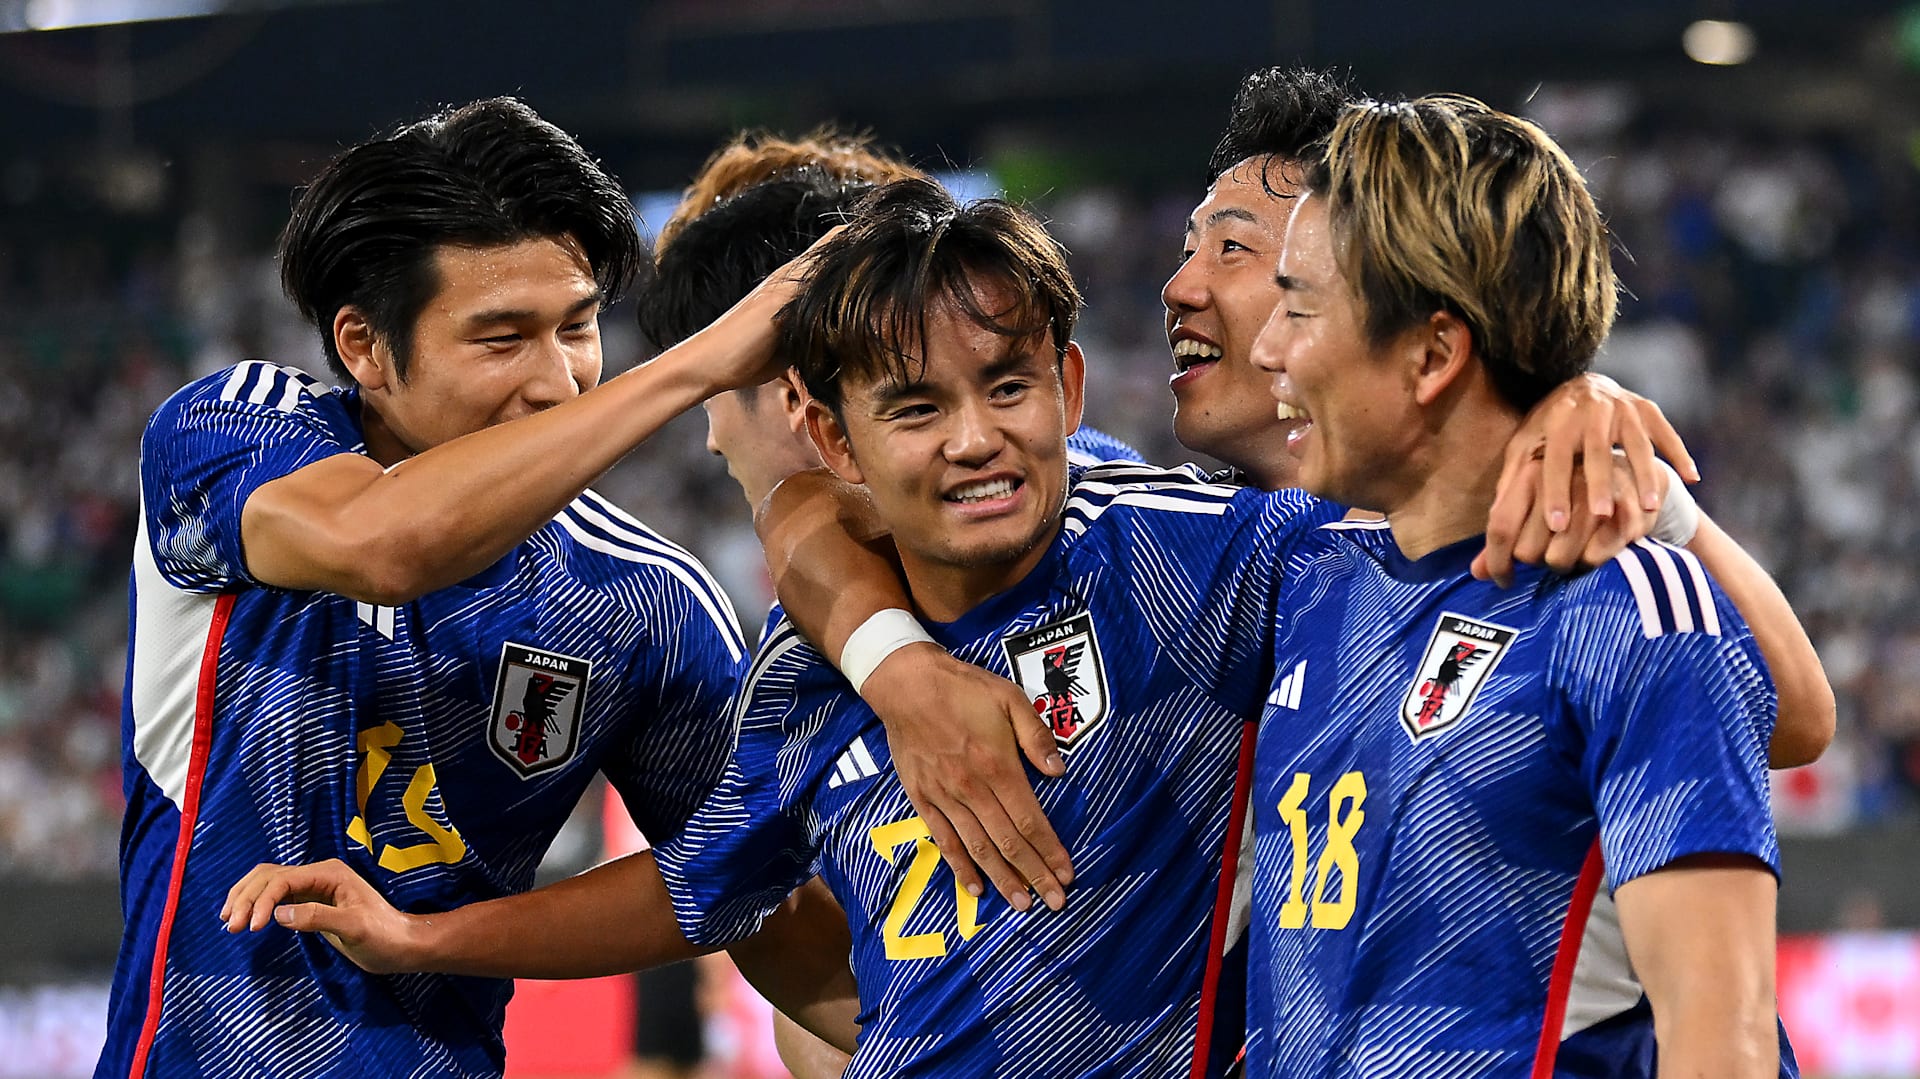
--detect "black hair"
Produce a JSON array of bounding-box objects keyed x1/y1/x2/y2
[
  {"x1": 778, "y1": 178, "x2": 1081, "y2": 413},
  {"x1": 1206, "y1": 66, "x2": 1358, "y2": 193},
  {"x1": 636, "y1": 167, "x2": 872, "y2": 354},
  {"x1": 278, "y1": 97, "x2": 642, "y2": 380}
]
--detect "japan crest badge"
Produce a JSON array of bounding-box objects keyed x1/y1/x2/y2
[
  {"x1": 1399, "y1": 613, "x2": 1517, "y2": 743},
  {"x1": 489, "y1": 642, "x2": 590, "y2": 777},
  {"x1": 1002, "y1": 612, "x2": 1111, "y2": 752}
]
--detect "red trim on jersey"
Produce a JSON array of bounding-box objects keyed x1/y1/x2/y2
[
  {"x1": 1531, "y1": 839, "x2": 1605, "y2": 1079},
  {"x1": 127, "y1": 592, "x2": 235, "y2": 1079},
  {"x1": 1191, "y1": 719, "x2": 1259, "y2": 1079}
]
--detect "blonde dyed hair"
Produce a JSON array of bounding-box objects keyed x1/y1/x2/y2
[
  {"x1": 653, "y1": 127, "x2": 926, "y2": 256},
  {"x1": 1308, "y1": 94, "x2": 1616, "y2": 409}
]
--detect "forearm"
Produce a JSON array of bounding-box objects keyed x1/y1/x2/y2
[
  {"x1": 246, "y1": 345, "x2": 724, "y2": 602},
  {"x1": 727, "y1": 876, "x2": 860, "y2": 1055},
  {"x1": 402, "y1": 851, "x2": 709, "y2": 979},
  {"x1": 1685, "y1": 515, "x2": 1835, "y2": 767},
  {"x1": 756, "y1": 468, "x2": 908, "y2": 659}
]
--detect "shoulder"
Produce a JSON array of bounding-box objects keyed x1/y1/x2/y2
[
  {"x1": 1065, "y1": 425, "x2": 1149, "y2": 466},
  {"x1": 547, "y1": 488, "x2": 747, "y2": 656},
  {"x1": 1062, "y1": 460, "x2": 1259, "y2": 536},
  {"x1": 1564, "y1": 539, "x2": 1729, "y2": 643},
  {"x1": 145, "y1": 361, "x2": 348, "y2": 447},
  {"x1": 738, "y1": 614, "x2": 853, "y2": 714}
]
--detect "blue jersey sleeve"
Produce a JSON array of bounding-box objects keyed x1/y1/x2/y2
[
  {"x1": 140, "y1": 362, "x2": 359, "y2": 592},
  {"x1": 600, "y1": 571, "x2": 751, "y2": 847},
  {"x1": 1556, "y1": 541, "x2": 1780, "y2": 887},
  {"x1": 654, "y1": 618, "x2": 832, "y2": 946},
  {"x1": 1065, "y1": 425, "x2": 1148, "y2": 465}
]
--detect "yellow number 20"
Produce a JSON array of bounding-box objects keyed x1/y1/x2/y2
[
  {"x1": 1276, "y1": 770, "x2": 1367, "y2": 930},
  {"x1": 868, "y1": 816, "x2": 984, "y2": 961}
]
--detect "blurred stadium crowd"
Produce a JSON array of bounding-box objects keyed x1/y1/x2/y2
[{"x1": 0, "y1": 100, "x2": 1915, "y2": 903}]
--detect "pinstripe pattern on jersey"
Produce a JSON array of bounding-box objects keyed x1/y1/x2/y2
[
  {"x1": 105, "y1": 364, "x2": 743, "y2": 1079},
  {"x1": 1246, "y1": 527, "x2": 1784, "y2": 1078},
  {"x1": 661, "y1": 470, "x2": 1341, "y2": 1077}
]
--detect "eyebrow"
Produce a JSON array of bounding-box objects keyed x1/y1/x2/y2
[
  {"x1": 867, "y1": 341, "x2": 1043, "y2": 405},
  {"x1": 461, "y1": 289, "x2": 603, "y2": 330},
  {"x1": 1275, "y1": 272, "x2": 1311, "y2": 292},
  {"x1": 1184, "y1": 206, "x2": 1261, "y2": 235}
]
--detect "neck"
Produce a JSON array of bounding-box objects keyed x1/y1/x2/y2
[
  {"x1": 1382, "y1": 397, "x2": 1521, "y2": 562},
  {"x1": 356, "y1": 398, "x2": 412, "y2": 468},
  {"x1": 898, "y1": 522, "x2": 1063, "y2": 623}
]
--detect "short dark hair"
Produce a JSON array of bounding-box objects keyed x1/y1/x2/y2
[
  {"x1": 1206, "y1": 66, "x2": 1357, "y2": 193},
  {"x1": 636, "y1": 167, "x2": 873, "y2": 354},
  {"x1": 777, "y1": 179, "x2": 1081, "y2": 413},
  {"x1": 279, "y1": 97, "x2": 642, "y2": 380}
]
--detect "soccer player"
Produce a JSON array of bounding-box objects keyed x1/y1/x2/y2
[
  {"x1": 101, "y1": 98, "x2": 839, "y2": 1079},
  {"x1": 1243, "y1": 94, "x2": 1794, "y2": 1075},
  {"x1": 226, "y1": 177, "x2": 1336, "y2": 1076},
  {"x1": 840, "y1": 67, "x2": 1831, "y2": 908}
]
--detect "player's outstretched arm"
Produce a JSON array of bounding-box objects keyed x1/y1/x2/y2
[
  {"x1": 1475, "y1": 375, "x2": 1834, "y2": 767},
  {"x1": 222, "y1": 853, "x2": 708, "y2": 978},
  {"x1": 756, "y1": 468, "x2": 1073, "y2": 913},
  {"x1": 241, "y1": 249, "x2": 811, "y2": 605},
  {"x1": 1615, "y1": 853, "x2": 1781, "y2": 1077},
  {"x1": 727, "y1": 876, "x2": 861, "y2": 1057}
]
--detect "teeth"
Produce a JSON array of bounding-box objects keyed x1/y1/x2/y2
[
  {"x1": 1171, "y1": 339, "x2": 1224, "y2": 361},
  {"x1": 951, "y1": 478, "x2": 1015, "y2": 504},
  {"x1": 1276, "y1": 402, "x2": 1307, "y2": 421}
]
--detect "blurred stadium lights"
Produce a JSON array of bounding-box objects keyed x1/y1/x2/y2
[
  {"x1": 1683, "y1": 18, "x2": 1758, "y2": 64},
  {"x1": 2, "y1": 0, "x2": 221, "y2": 32}
]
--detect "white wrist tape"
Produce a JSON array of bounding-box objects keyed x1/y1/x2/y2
[
  {"x1": 839, "y1": 608, "x2": 937, "y2": 695},
  {"x1": 1650, "y1": 459, "x2": 1700, "y2": 547}
]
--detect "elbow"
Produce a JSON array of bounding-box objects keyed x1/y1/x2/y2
[
  {"x1": 1769, "y1": 679, "x2": 1837, "y2": 770},
  {"x1": 336, "y1": 524, "x2": 440, "y2": 606}
]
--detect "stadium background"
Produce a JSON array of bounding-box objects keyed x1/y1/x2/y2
[{"x1": 1, "y1": 0, "x2": 1918, "y2": 1074}]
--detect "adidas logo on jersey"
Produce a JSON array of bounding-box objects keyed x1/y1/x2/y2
[
  {"x1": 828, "y1": 736, "x2": 883, "y2": 789},
  {"x1": 1268, "y1": 660, "x2": 1307, "y2": 711}
]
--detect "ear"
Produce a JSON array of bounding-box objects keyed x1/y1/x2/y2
[
  {"x1": 778, "y1": 368, "x2": 811, "y2": 438},
  {"x1": 333, "y1": 307, "x2": 390, "y2": 393},
  {"x1": 803, "y1": 398, "x2": 864, "y2": 486},
  {"x1": 1060, "y1": 341, "x2": 1087, "y2": 436},
  {"x1": 1410, "y1": 311, "x2": 1475, "y2": 407}
]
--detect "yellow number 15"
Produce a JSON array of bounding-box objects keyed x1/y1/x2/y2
[
  {"x1": 868, "y1": 816, "x2": 985, "y2": 961},
  {"x1": 1276, "y1": 770, "x2": 1367, "y2": 930}
]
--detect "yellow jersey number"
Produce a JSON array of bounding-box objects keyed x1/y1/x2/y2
[
  {"x1": 868, "y1": 816, "x2": 985, "y2": 961},
  {"x1": 346, "y1": 721, "x2": 468, "y2": 872},
  {"x1": 1275, "y1": 770, "x2": 1367, "y2": 930}
]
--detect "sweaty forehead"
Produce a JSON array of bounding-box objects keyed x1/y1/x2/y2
[{"x1": 1190, "y1": 159, "x2": 1297, "y2": 232}]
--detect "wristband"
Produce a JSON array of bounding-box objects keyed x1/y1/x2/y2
[
  {"x1": 1650, "y1": 459, "x2": 1700, "y2": 546},
  {"x1": 839, "y1": 608, "x2": 937, "y2": 695}
]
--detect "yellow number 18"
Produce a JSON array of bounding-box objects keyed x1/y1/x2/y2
[{"x1": 1276, "y1": 770, "x2": 1367, "y2": 930}]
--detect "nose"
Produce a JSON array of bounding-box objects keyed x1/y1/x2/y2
[
  {"x1": 521, "y1": 336, "x2": 591, "y2": 411},
  {"x1": 1249, "y1": 303, "x2": 1288, "y2": 374},
  {"x1": 1162, "y1": 253, "x2": 1206, "y2": 317},
  {"x1": 944, "y1": 397, "x2": 1004, "y2": 466}
]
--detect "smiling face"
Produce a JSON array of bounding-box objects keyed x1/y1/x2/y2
[
  {"x1": 345, "y1": 236, "x2": 603, "y2": 464},
  {"x1": 1251, "y1": 194, "x2": 1421, "y2": 511},
  {"x1": 807, "y1": 281, "x2": 1084, "y2": 620},
  {"x1": 1162, "y1": 155, "x2": 1309, "y2": 489}
]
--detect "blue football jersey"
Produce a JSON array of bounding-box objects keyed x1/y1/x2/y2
[
  {"x1": 102, "y1": 362, "x2": 747, "y2": 1079},
  {"x1": 1246, "y1": 522, "x2": 1794, "y2": 1078},
  {"x1": 1065, "y1": 425, "x2": 1149, "y2": 467},
  {"x1": 657, "y1": 462, "x2": 1341, "y2": 1078}
]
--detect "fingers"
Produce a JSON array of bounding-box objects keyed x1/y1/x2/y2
[
  {"x1": 914, "y1": 806, "x2": 987, "y2": 904},
  {"x1": 1008, "y1": 691, "x2": 1066, "y2": 779},
  {"x1": 1580, "y1": 403, "x2": 1616, "y2": 520},
  {"x1": 1614, "y1": 406, "x2": 1662, "y2": 514},
  {"x1": 1635, "y1": 397, "x2": 1698, "y2": 483},
  {"x1": 963, "y1": 791, "x2": 1069, "y2": 912},
  {"x1": 221, "y1": 859, "x2": 355, "y2": 934},
  {"x1": 1538, "y1": 410, "x2": 1579, "y2": 534},
  {"x1": 938, "y1": 799, "x2": 1035, "y2": 913},
  {"x1": 1481, "y1": 456, "x2": 1541, "y2": 587}
]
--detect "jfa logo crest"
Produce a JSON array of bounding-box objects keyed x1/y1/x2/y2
[
  {"x1": 1002, "y1": 612, "x2": 1110, "y2": 752},
  {"x1": 1399, "y1": 613, "x2": 1517, "y2": 742},
  {"x1": 489, "y1": 643, "x2": 590, "y2": 777}
]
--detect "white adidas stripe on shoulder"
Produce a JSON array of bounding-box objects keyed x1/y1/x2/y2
[
  {"x1": 559, "y1": 492, "x2": 746, "y2": 660},
  {"x1": 1062, "y1": 465, "x2": 1242, "y2": 537},
  {"x1": 1320, "y1": 517, "x2": 1390, "y2": 531},
  {"x1": 1611, "y1": 539, "x2": 1719, "y2": 640},
  {"x1": 219, "y1": 361, "x2": 325, "y2": 413}
]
